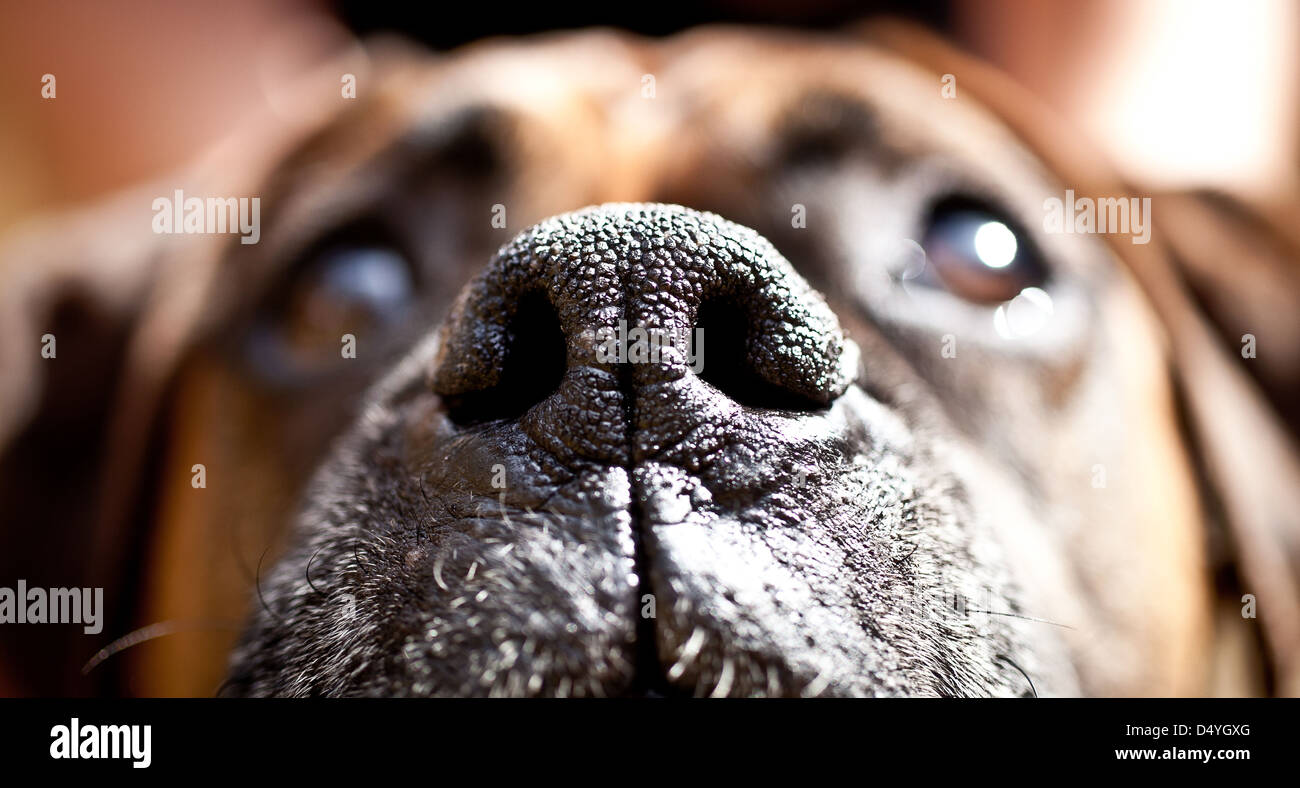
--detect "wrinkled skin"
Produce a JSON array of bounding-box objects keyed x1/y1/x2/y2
[{"x1": 216, "y1": 30, "x2": 1207, "y2": 697}]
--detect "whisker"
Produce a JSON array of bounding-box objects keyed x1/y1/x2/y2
[
  {"x1": 305, "y1": 546, "x2": 326, "y2": 596},
  {"x1": 213, "y1": 676, "x2": 239, "y2": 698},
  {"x1": 996, "y1": 654, "x2": 1038, "y2": 698},
  {"x1": 256, "y1": 545, "x2": 284, "y2": 622},
  {"x1": 967, "y1": 608, "x2": 1074, "y2": 630},
  {"x1": 82, "y1": 619, "x2": 241, "y2": 675}
]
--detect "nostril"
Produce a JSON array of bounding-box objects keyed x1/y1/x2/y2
[
  {"x1": 432, "y1": 204, "x2": 857, "y2": 433},
  {"x1": 694, "y1": 297, "x2": 833, "y2": 412},
  {"x1": 441, "y1": 290, "x2": 567, "y2": 425}
]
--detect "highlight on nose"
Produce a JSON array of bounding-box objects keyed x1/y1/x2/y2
[{"x1": 429, "y1": 203, "x2": 858, "y2": 429}]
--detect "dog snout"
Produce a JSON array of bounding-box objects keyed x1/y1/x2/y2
[
  {"x1": 410, "y1": 203, "x2": 883, "y2": 696},
  {"x1": 229, "y1": 203, "x2": 922, "y2": 697},
  {"x1": 429, "y1": 202, "x2": 858, "y2": 463}
]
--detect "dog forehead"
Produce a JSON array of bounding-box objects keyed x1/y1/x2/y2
[
  {"x1": 371, "y1": 30, "x2": 1015, "y2": 154},
  {"x1": 396, "y1": 32, "x2": 652, "y2": 124}
]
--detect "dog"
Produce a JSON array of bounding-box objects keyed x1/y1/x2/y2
[{"x1": 2, "y1": 22, "x2": 1299, "y2": 697}]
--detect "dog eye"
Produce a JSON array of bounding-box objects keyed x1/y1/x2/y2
[
  {"x1": 911, "y1": 200, "x2": 1047, "y2": 305},
  {"x1": 286, "y1": 245, "x2": 414, "y2": 341},
  {"x1": 248, "y1": 243, "x2": 417, "y2": 379}
]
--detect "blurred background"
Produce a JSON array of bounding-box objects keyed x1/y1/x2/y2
[
  {"x1": 1, "y1": 0, "x2": 1297, "y2": 238},
  {"x1": 0, "y1": 0, "x2": 1298, "y2": 698}
]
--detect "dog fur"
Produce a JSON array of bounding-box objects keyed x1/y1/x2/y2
[{"x1": 2, "y1": 24, "x2": 1298, "y2": 697}]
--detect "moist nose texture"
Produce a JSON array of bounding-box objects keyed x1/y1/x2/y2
[{"x1": 429, "y1": 203, "x2": 858, "y2": 463}]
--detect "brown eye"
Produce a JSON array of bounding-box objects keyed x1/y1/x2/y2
[
  {"x1": 282, "y1": 246, "x2": 413, "y2": 352},
  {"x1": 247, "y1": 243, "x2": 417, "y2": 381},
  {"x1": 915, "y1": 200, "x2": 1047, "y2": 305}
]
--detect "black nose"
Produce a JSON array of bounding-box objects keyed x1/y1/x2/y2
[{"x1": 430, "y1": 203, "x2": 857, "y2": 463}]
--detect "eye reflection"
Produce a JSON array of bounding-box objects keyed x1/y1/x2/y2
[
  {"x1": 892, "y1": 238, "x2": 928, "y2": 280},
  {"x1": 993, "y1": 286, "x2": 1054, "y2": 339},
  {"x1": 915, "y1": 201, "x2": 1048, "y2": 306},
  {"x1": 973, "y1": 221, "x2": 1017, "y2": 269}
]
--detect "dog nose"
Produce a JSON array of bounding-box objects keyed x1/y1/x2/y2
[{"x1": 430, "y1": 203, "x2": 858, "y2": 463}]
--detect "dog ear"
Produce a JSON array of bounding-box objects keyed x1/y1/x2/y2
[
  {"x1": 1153, "y1": 190, "x2": 1300, "y2": 440},
  {"x1": 0, "y1": 41, "x2": 403, "y2": 695},
  {"x1": 1148, "y1": 190, "x2": 1300, "y2": 692},
  {"x1": 0, "y1": 184, "x2": 203, "y2": 695},
  {"x1": 860, "y1": 19, "x2": 1300, "y2": 696}
]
